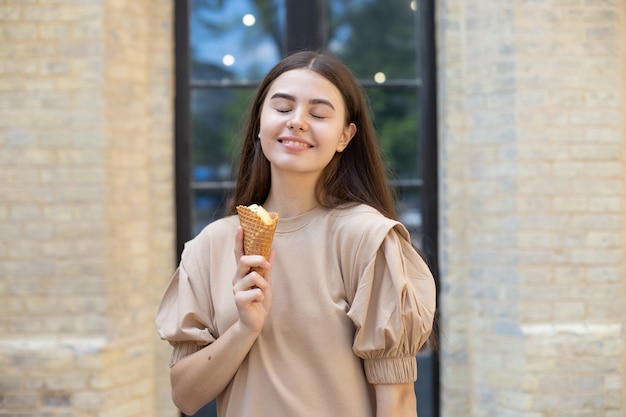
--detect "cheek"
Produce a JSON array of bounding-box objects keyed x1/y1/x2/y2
[{"x1": 258, "y1": 113, "x2": 277, "y2": 139}]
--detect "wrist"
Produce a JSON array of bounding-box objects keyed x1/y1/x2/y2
[{"x1": 233, "y1": 319, "x2": 263, "y2": 341}]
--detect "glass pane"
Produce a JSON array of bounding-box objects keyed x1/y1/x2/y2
[
  {"x1": 191, "y1": 87, "x2": 256, "y2": 235},
  {"x1": 416, "y1": 351, "x2": 436, "y2": 417},
  {"x1": 190, "y1": 0, "x2": 285, "y2": 82},
  {"x1": 394, "y1": 185, "x2": 423, "y2": 243},
  {"x1": 366, "y1": 86, "x2": 420, "y2": 180},
  {"x1": 193, "y1": 189, "x2": 231, "y2": 236},
  {"x1": 191, "y1": 87, "x2": 256, "y2": 176},
  {"x1": 328, "y1": 0, "x2": 419, "y2": 80}
]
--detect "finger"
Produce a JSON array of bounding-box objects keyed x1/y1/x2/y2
[
  {"x1": 234, "y1": 279, "x2": 267, "y2": 305},
  {"x1": 234, "y1": 268, "x2": 269, "y2": 292},
  {"x1": 233, "y1": 254, "x2": 266, "y2": 287},
  {"x1": 239, "y1": 255, "x2": 268, "y2": 274},
  {"x1": 233, "y1": 286, "x2": 264, "y2": 304},
  {"x1": 251, "y1": 272, "x2": 268, "y2": 291}
]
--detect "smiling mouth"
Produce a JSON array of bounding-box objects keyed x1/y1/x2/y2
[{"x1": 279, "y1": 139, "x2": 312, "y2": 148}]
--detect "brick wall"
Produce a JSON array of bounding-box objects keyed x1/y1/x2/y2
[
  {"x1": 437, "y1": 1, "x2": 626, "y2": 416},
  {"x1": 0, "y1": 1, "x2": 175, "y2": 416}
]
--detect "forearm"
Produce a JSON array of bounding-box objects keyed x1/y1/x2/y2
[
  {"x1": 170, "y1": 321, "x2": 260, "y2": 415},
  {"x1": 374, "y1": 383, "x2": 417, "y2": 417}
]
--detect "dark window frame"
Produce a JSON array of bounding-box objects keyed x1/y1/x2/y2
[{"x1": 174, "y1": 1, "x2": 439, "y2": 415}]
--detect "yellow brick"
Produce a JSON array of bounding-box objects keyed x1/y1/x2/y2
[
  {"x1": 57, "y1": 4, "x2": 102, "y2": 21},
  {"x1": 23, "y1": 5, "x2": 58, "y2": 21},
  {"x1": 552, "y1": 195, "x2": 589, "y2": 212},
  {"x1": 2, "y1": 23, "x2": 38, "y2": 40},
  {"x1": 73, "y1": 391, "x2": 102, "y2": 410},
  {"x1": 589, "y1": 196, "x2": 621, "y2": 212},
  {"x1": 0, "y1": 6, "x2": 21, "y2": 21}
]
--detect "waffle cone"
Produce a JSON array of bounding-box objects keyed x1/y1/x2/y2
[{"x1": 236, "y1": 205, "x2": 279, "y2": 276}]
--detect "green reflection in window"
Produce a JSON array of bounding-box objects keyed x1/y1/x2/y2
[
  {"x1": 191, "y1": 88, "x2": 255, "y2": 180},
  {"x1": 366, "y1": 87, "x2": 420, "y2": 180},
  {"x1": 329, "y1": 0, "x2": 418, "y2": 80}
]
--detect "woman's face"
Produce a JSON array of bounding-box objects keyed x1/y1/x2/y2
[{"x1": 258, "y1": 68, "x2": 356, "y2": 179}]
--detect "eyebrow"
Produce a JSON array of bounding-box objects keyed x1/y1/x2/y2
[{"x1": 270, "y1": 92, "x2": 336, "y2": 111}]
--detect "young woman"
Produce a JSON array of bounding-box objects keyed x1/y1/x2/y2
[{"x1": 156, "y1": 51, "x2": 437, "y2": 417}]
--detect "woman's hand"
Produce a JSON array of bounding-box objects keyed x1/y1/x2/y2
[{"x1": 232, "y1": 226, "x2": 274, "y2": 334}]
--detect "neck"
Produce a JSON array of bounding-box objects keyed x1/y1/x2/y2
[{"x1": 263, "y1": 171, "x2": 319, "y2": 218}]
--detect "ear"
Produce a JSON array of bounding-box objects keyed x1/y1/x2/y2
[{"x1": 336, "y1": 123, "x2": 357, "y2": 153}]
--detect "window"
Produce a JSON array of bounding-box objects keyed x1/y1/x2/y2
[{"x1": 175, "y1": 1, "x2": 439, "y2": 416}]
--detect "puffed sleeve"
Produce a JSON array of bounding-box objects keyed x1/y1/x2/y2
[
  {"x1": 155, "y1": 238, "x2": 218, "y2": 367},
  {"x1": 347, "y1": 224, "x2": 436, "y2": 385}
]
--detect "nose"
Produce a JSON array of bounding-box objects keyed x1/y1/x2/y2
[{"x1": 287, "y1": 108, "x2": 307, "y2": 131}]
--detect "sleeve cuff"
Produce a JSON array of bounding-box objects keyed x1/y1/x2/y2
[{"x1": 364, "y1": 357, "x2": 417, "y2": 384}]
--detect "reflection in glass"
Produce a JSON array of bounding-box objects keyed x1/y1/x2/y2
[
  {"x1": 394, "y1": 185, "x2": 423, "y2": 243},
  {"x1": 193, "y1": 189, "x2": 231, "y2": 236},
  {"x1": 190, "y1": 0, "x2": 285, "y2": 81},
  {"x1": 191, "y1": 87, "x2": 256, "y2": 235},
  {"x1": 366, "y1": 86, "x2": 420, "y2": 180},
  {"x1": 191, "y1": 87, "x2": 256, "y2": 177},
  {"x1": 416, "y1": 351, "x2": 436, "y2": 417},
  {"x1": 328, "y1": 0, "x2": 419, "y2": 80}
]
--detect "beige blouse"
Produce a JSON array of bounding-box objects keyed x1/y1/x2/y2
[{"x1": 156, "y1": 204, "x2": 436, "y2": 417}]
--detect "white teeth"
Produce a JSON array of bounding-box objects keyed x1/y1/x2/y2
[{"x1": 281, "y1": 140, "x2": 310, "y2": 148}]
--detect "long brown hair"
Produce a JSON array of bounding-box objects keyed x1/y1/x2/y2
[{"x1": 227, "y1": 50, "x2": 397, "y2": 220}]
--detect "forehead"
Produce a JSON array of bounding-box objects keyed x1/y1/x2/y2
[{"x1": 266, "y1": 69, "x2": 344, "y2": 105}]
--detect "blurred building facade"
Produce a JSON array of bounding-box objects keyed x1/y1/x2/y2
[
  {"x1": 437, "y1": 1, "x2": 626, "y2": 416},
  {"x1": 0, "y1": 1, "x2": 624, "y2": 417},
  {"x1": 0, "y1": 1, "x2": 176, "y2": 416}
]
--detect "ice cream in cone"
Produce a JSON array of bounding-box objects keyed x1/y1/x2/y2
[{"x1": 236, "y1": 204, "x2": 279, "y2": 276}]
